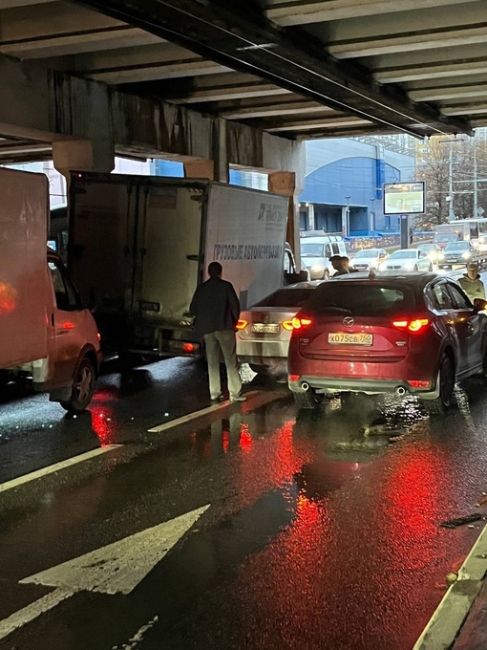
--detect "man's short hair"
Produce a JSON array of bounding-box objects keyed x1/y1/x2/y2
[
  {"x1": 329, "y1": 255, "x2": 342, "y2": 262},
  {"x1": 340, "y1": 255, "x2": 350, "y2": 262},
  {"x1": 467, "y1": 261, "x2": 479, "y2": 269},
  {"x1": 208, "y1": 261, "x2": 222, "y2": 277}
]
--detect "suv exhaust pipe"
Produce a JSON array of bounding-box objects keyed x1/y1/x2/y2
[
  {"x1": 301, "y1": 381, "x2": 310, "y2": 392},
  {"x1": 395, "y1": 386, "x2": 407, "y2": 397}
]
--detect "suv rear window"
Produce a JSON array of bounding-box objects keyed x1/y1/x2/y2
[
  {"x1": 308, "y1": 282, "x2": 415, "y2": 316},
  {"x1": 254, "y1": 288, "x2": 314, "y2": 308}
]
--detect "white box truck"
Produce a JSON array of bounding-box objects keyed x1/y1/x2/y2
[
  {"x1": 0, "y1": 168, "x2": 101, "y2": 412},
  {"x1": 68, "y1": 172, "x2": 303, "y2": 358}
]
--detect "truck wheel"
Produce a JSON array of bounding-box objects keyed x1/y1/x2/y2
[
  {"x1": 293, "y1": 389, "x2": 323, "y2": 410},
  {"x1": 421, "y1": 355, "x2": 455, "y2": 415},
  {"x1": 60, "y1": 357, "x2": 96, "y2": 413}
]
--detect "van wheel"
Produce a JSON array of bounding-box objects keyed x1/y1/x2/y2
[
  {"x1": 422, "y1": 355, "x2": 455, "y2": 415},
  {"x1": 60, "y1": 357, "x2": 96, "y2": 413},
  {"x1": 293, "y1": 389, "x2": 323, "y2": 410}
]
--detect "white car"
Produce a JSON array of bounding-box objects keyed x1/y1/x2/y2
[
  {"x1": 380, "y1": 249, "x2": 433, "y2": 273},
  {"x1": 350, "y1": 248, "x2": 388, "y2": 271},
  {"x1": 236, "y1": 281, "x2": 321, "y2": 373}
]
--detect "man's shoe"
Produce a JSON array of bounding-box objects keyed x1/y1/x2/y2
[
  {"x1": 230, "y1": 395, "x2": 246, "y2": 403},
  {"x1": 211, "y1": 394, "x2": 225, "y2": 402}
]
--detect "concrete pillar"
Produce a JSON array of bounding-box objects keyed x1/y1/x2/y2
[
  {"x1": 341, "y1": 206, "x2": 349, "y2": 236},
  {"x1": 183, "y1": 158, "x2": 215, "y2": 180},
  {"x1": 213, "y1": 118, "x2": 228, "y2": 183},
  {"x1": 52, "y1": 139, "x2": 114, "y2": 178},
  {"x1": 268, "y1": 170, "x2": 299, "y2": 266},
  {"x1": 308, "y1": 203, "x2": 315, "y2": 230}
]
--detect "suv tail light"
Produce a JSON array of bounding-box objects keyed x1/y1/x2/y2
[
  {"x1": 292, "y1": 317, "x2": 313, "y2": 330},
  {"x1": 392, "y1": 318, "x2": 429, "y2": 333},
  {"x1": 236, "y1": 319, "x2": 248, "y2": 330}
]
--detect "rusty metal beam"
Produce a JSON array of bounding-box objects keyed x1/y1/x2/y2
[{"x1": 72, "y1": 0, "x2": 471, "y2": 137}]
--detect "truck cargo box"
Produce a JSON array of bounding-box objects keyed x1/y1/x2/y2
[
  {"x1": 0, "y1": 168, "x2": 49, "y2": 367},
  {"x1": 68, "y1": 172, "x2": 290, "y2": 355}
]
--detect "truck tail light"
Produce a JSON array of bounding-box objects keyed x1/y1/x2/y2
[
  {"x1": 392, "y1": 318, "x2": 429, "y2": 333},
  {"x1": 292, "y1": 317, "x2": 313, "y2": 330},
  {"x1": 236, "y1": 319, "x2": 248, "y2": 330}
]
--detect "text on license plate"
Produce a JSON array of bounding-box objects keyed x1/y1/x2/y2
[
  {"x1": 328, "y1": 332, "x2": 373, "y2": 345},
  {"x1": 252, "y1": 323, "x2": 279, "y2": 334}
]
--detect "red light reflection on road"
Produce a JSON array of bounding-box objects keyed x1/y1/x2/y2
[
  {"x1": 239, "y1": 423, "x2": 253, "y2": 453},
  {"x1": 90, "y1": 407, "x2": 114, "y2": 446},
  {"x1": 222, "y1": 430, "x2": 230, "y2": 454}
]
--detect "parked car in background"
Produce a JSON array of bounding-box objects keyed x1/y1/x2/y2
[
  {"x1": 417, "y1": 243, "x2": 443, "y2": 265},
  {"x1": 300, "y1": 233, "x2": 347, "y2": 280},
  {"x1": 288, "y1": 273, "x2": 487, "y2": 413},
  {"x1": 380, "y1": 249, "x2": 432, "y2": 273},
  {"x1": 439, "y1": 241, "x2": 481, "y2": 269},
  {"x1": 350, "y1": 248, "x2": 388, "y2": 271},
  {"x1": 236, "y1": 281, "x2": 321, "y2": 374}
]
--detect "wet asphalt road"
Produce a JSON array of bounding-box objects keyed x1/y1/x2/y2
[{"x1": 1, "y1": 355, "x2": 487, "y2": 649}]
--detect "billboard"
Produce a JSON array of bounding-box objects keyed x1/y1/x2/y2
[{"x1": 384, "y1": 182, "x2": 425, "y2": 215}]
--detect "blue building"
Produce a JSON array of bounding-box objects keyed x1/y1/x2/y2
[{"x1": 299, "y1": 138, "x2": 415, "y2": 236}]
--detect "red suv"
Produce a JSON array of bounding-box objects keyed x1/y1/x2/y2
[{"x1": 288, "y1": 273, "x2": 487, "y2": 412}]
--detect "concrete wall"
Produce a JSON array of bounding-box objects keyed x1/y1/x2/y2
[{"x1": 0, "y1": 54, "x2": 304, "y2": 186}]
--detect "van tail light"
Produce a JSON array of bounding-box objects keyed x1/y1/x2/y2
[
  {"x1": 236, "y1": 319, "x2": 248, "y2": 330},
  {"x1": 392, "y1": 318, "x2": 429, "y2": 333},
  {"x1": 292, "y1": 317, "x2": 313, "y2": 330},
  {"x1": 282, "y1": 320, "x2": 294, "y2": 331}
]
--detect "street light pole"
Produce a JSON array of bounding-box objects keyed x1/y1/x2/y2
[
  {"x1": 474, "y1": 144, "x2": 478, "y2": 218},
  {"x1": 448, "y1": 141, "x2": 454, "y2": 221}
]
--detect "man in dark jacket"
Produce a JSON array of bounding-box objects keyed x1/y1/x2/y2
[{"x1": 190, "y1": 261, "x2": 245, "y2": 403}]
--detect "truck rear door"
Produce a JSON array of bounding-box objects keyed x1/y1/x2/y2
[
  {"x1": 0, "y1": 169, "x2": 49, "y2": 368},
  {"x1": 136, "y1": 182, "x2": 205, "y2": 326}
]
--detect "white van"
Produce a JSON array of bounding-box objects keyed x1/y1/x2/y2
[
  {"x1": 300, "y1": 233, "x2": 348, "y2": 280},
  {"x1": 0, "y1": 169, "x2": 101, "y2": 412}
]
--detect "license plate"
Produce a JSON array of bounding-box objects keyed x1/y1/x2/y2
[
  {"x1": 328, "y1": 332, "x2": 373, "y2": 345},
  {"x1": 251, "y1": 323, "x2": 279, "y2": 334}
]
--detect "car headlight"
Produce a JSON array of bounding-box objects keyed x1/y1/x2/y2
[{"x1": 462, "y1": 251, "x2": 471, "y2": 259}]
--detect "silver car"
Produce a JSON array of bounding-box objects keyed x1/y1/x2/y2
[
  {"x1": 350, "y1": 248, "x2": 388, "y2": 271},
  {"x1": 380, "y1": 249, "x2": 433, "y2": 273},
  {"x1": 236, "y1": 282, "x2": 321, "y2": 373}
]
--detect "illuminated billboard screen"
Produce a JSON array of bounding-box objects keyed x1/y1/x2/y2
[{"x1": 384, "y1": 182, "x2": 425, "y2": 215}]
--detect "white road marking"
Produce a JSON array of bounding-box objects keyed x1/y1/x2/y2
[
  {"x1": 148, "y1": 390, "x2": 260, "y2": 433},
  {"x1": 0, "y1": 587, "x2": 74, "y2": 641},
  {"x1": 0, "y1": 445, "x2": 123, "y2": 495},
  {"x1": 414, "y1": 522, "x2": 487, "y2": 649},
  {"x1": 0, "y1": 505, "x2": 210, "y2": 642},
  {"x1": 112, "y1": 615, "x2": 159, "y2": 650}
]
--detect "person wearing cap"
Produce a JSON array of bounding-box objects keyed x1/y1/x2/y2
[
  {"x1": 330, "y1": 255, "x2": 357, "y2": 276},
  {"x1": 458, "y1": 262, "x2": 485, "y2": 302}
]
